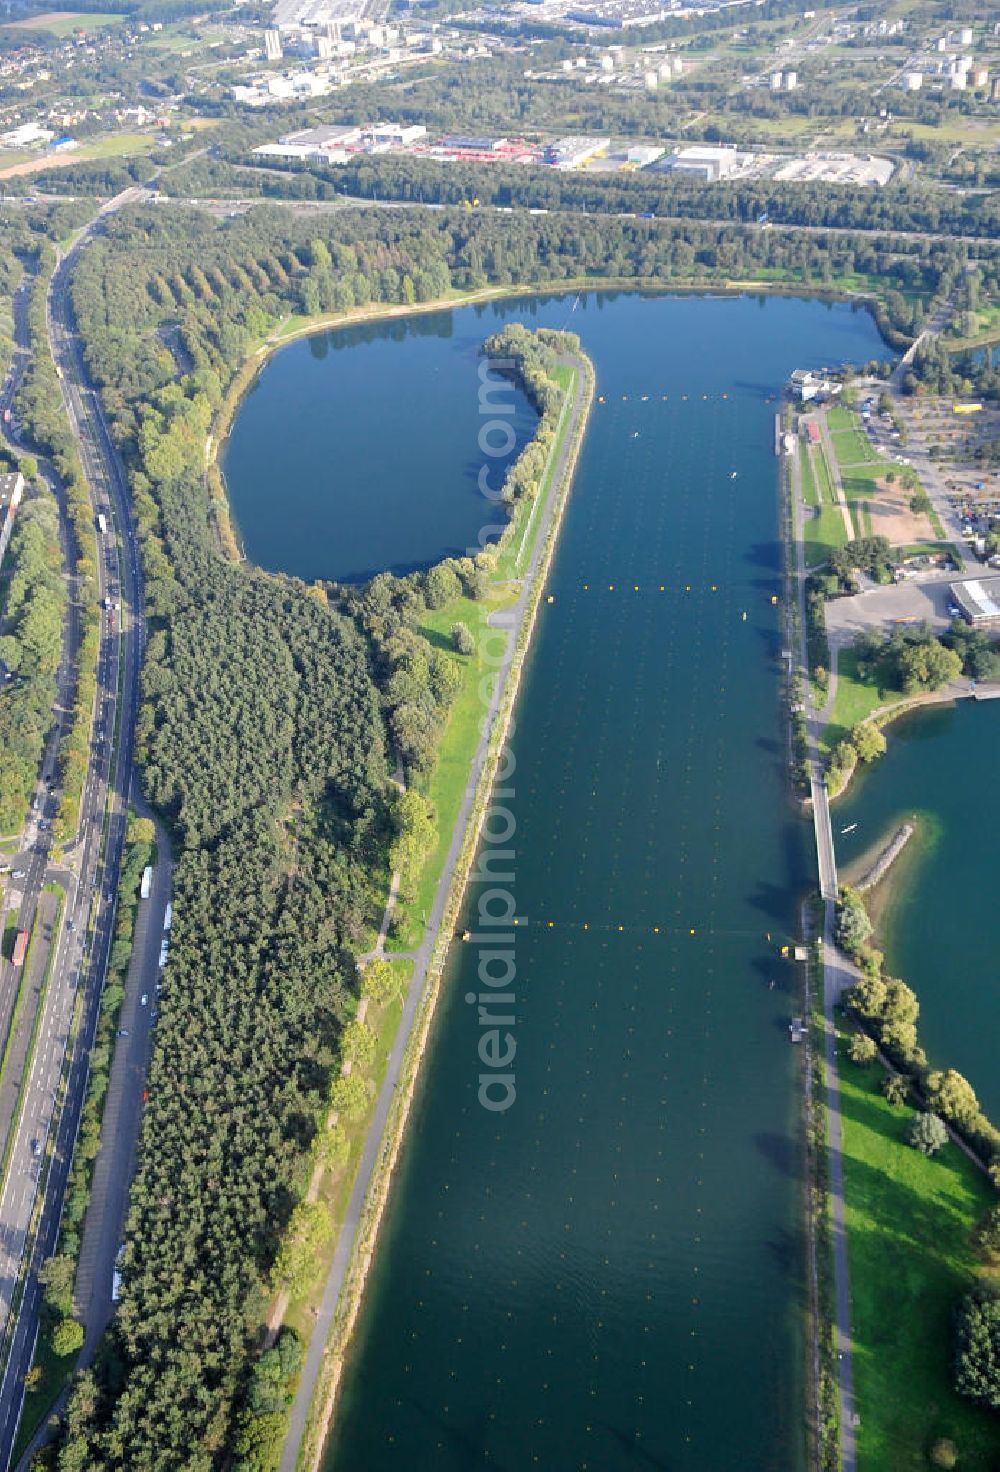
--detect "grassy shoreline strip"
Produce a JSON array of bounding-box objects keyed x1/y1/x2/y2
[
  {"x1": 390, "y1": 361, "x2": 579, "y2": 949},
  {"x1": 294, "y1": 353, "x2": 595, "y2": 1472}
]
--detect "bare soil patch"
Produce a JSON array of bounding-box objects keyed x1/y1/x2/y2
[{"x1": 866, "y1": 479, "x2": 935, "y2": 544}]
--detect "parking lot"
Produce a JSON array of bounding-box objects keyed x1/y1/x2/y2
[{"x1": 825, "y1": 573, "x2": 959, "y2": 646}]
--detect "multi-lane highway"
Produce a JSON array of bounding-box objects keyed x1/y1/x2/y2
[{"x1": 0, "y1": 194, "x2": 160, "y2": 1466}]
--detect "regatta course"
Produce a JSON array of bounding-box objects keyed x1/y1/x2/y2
[{"x1": 225, "y1": 290, "x2": 889, "y2": 1471}]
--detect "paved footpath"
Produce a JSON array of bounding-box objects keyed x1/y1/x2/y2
[
  {"x1": 789, "y1": 433, "x2": 858, "y2": 1472},
  {"x1": 278, "y1": 357, "x2": 592, "y2": 1472}
]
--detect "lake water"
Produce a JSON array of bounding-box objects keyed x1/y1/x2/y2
[
  {"x1": 834, "y1": 698, "x2": 1000, "y2": 1121},
  {"x1": 226, "y1": 290, "x2": 889, "y2": 1471},
  {"x1": 222, "y1": 313, "x2": 538, "y2": 583}
]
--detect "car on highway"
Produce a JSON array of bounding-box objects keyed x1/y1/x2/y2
[
  {"x1": 30, "y1": 1140, "x2": 40, "y2": 1158},
  {"x1": 140, "y1": 993, "x2": 148, "y2": 1007},
  {"x1": 117, "y1": 1028, "x2": 129, "y2": 1038},
  {"x1": 11, "y1": 870, "x2": 25, "y2": 880}
]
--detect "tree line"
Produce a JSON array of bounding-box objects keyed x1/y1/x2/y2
[
  {"x1": 837, "y1": 882, "x2": 1000, "y2": 1422},
  {"x1": 0, "y1": 481, "x2": 65, "y2": 834}
]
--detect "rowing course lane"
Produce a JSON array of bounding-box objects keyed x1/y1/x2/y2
[{"x1": 321, "y1": 294, "x2": 888, "y2": 1471}]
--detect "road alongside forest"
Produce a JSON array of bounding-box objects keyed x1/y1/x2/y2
[{"x1": 0, "y1": 188, "x2": 158, "y2": 1469}]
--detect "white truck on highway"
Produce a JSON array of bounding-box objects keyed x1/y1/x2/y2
[
  {"x1": 140, "y1": 865, "x2": 152, "y2": 900},
  {"x1": 96, "y1": 512, "x2": 107, "y2": 535}
]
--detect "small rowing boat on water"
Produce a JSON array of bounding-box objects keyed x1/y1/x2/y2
[{"x1": 841, "y1": 823, "x2": 857, "y2": 835}]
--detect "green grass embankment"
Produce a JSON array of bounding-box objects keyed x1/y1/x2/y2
[
  {"x1": 830, "y1": 428, "x2": 876, "y2": 467},
  {"x1": 805, "y1": 504, "x2": 849, "y2": 569},
  {"x1": 801, "y1": 442, "x2": 819, "y2": 508},
  {"x1": 388, "y1": 588, "x2": 515, "y2": 951},
  {"x1": 838, "y1": 1050, "x2": 998, "y2": 1472},
  {"x1": 281, "y1": 958, "x2": 414, "y2": 1345},
  {"x1": 389, "y1": 364, "x2": 578, "y2": 951},
  {"x1": 821, "y1": 647, "x2": 907, "y2": 754}
]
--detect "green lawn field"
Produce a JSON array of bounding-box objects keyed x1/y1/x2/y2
[
  {"x1": 0, "y1": 9, "x2": 124, "y2": 34},
  {"x1": 838, "y1": 1050, "x2": 998, "y2": 1472},
  {"x1": 805, "y1": 502, "x2": 849, "y2": 569}
]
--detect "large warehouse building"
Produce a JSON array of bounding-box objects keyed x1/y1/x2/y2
[{"x1": 950, "y1": 576, "x2": 1000, "y2": 629}]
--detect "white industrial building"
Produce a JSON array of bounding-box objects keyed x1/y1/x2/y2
[
  {"x1": 544, "y1": 136, "x2": 610, "y2": 168},
  {"x1": 664, "y1": 145, "x2": 738, "y2": 182},
  {"x1": 272, "y1": 0, "x2": 362, "y2": 31},
  {"x1": 362, "y1": 122, "x2": 427, "y2": 147},
  {"x1": 903, "y1": 71, "x2": 922, "y2": 90},
  {"x1": 234, "y1": 71, "x2": 332, "y2": 105},
  {"x1": 0, "y1": 122, "x2": 52, "y2": 148},
  {"x1": 951, "y1": 577, "x2": 1000, "y2": 629},
  {"x1": 626, "y1": 143, "x2": 663, "y2": 165},
  {"x1": 254, "y1": 123, "x2": 362, "y2": 159}
]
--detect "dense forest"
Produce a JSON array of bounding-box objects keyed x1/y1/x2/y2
[
  {"x1": 26, "y1": 205, "x2": 409, "y2": 1470},
  {"x1": 0, "y1": 483, "x2": 65, "y2": 834},
  {"x1": 64, "y1": 195, "x2": 957, "y2": 358},
  {"x1": 36, "y1": 194, "x2": 973, "y2": 1465},
  {"x1": 184, "y1": 149, "x2": 1000, "y2": 245}
]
